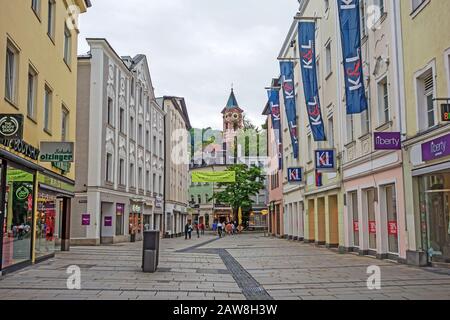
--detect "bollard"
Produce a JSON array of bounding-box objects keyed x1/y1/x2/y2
[{"x1": 142, "y1": 230, "x2": 160, "y2": 273}]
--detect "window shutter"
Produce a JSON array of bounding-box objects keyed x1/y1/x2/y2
[{"x1": 424, "y1": 73, "x2": 434, "y2": 93}]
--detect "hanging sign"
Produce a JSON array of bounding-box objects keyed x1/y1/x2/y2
[
  {"x1": 298, "y1": 21, "x2": 327, "y2": 141},
  {"x1": 337, "y1": 0, "x2": 368, "y2": 114},
  {"x1": 191, "y1": 171, "x2": 236, "y2": 183},
  {"x1": 280, "y1": 61, "x2": 299, "y2": 159},
  {"x1": 374, "y1": 132, "x2": 401, "y2": 150},
  {"x1": 0, "y1": 114, "x2": 23, "y2": 140},
  {"x1": 39, "y1": 142, "x2": 74, "y2": 163},
  {"x1": 421, "y1": 133, "x2": 450, "y2": 162},
  {"x1": 288, "y1": 168, "x2": 303, "y2": 183},
  {"x1": 268, "y1": 89, "x2": 283, "y2": 170},
  {"x1": 315, "y1": 149, "x2": 336, "y2": 171}
]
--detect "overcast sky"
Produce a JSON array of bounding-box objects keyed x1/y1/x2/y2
[{"x1": 78, "y1": 0, "x2": 299, "y2": 130}]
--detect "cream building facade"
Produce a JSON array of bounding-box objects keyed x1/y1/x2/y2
[
  {"x1": 158, "y1": 96, "x2": 191, "y2": 237},
  {"x1": 400, "y1": 0, "x2": 450, "y2": 266}
]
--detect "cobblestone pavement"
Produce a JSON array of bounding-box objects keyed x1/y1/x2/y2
[{"x1": 0, "y1": 233, "x2": 450, "y2": 300}]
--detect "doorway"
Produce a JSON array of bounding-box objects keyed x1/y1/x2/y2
[
  {"x1": 328, "y1": 195, "x2": 339, "y2": 246},
  {"x1": 317, "y1": 198, "x2": 326, "y2": 244},
  {"x1": 308, "y1": 199, "x2": 315, "y2": 242}
]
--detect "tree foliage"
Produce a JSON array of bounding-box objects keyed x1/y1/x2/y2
[{"x1": 211, "y1": 164, "x2": 266, "y2": 221}]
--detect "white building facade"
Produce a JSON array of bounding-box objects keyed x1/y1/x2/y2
[{"x1": 71, "y1": 39, "x2": 163, "y2": 245}]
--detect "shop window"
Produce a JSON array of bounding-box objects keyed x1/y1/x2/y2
[
  {"x1": 366, "y1": 188, "x2": 377, "y2": 251},
  {"x1": 115, "y1": 204, "x2": 124, "y2": 236},
  {"x1": 385, "y1": 184, "x2": 399, "y2": 254},
  {"x1": 2, "y1": 165, "x2": 35, "y2": 269},
  {"x1": 350, "y1": 191, "x2": 359, "y2": 248},
  {"x1": 35, "y1": 191, "x2": 57, "y2": 258},
  {"x1": 419, "y1": 173, "x2": 450, "y2": 262}
]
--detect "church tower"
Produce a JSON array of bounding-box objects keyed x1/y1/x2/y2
[{"x1": 221, "y1": 89, "x2": 244, "y2": 164}]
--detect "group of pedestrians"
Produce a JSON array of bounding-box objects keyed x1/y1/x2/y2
[
  {"x1": 212, "y1": 220, "x2": 240, "y2": 238},
  {"x1": 184, "y1": 222, "x2": 205, "y2": 240}
]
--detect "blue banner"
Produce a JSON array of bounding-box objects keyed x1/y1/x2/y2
[
  {"x1": 288, "y1": 168, "x2": 303, "y2": 183},
  {"x1": 315, "y1": 149, "x2": 336, "y2": 171},
  {"x1": 298, "y1": 21, "x2": 327, "y2": 142},
  {"x1": 268, "y1": 89, "x2": 283, "y2": 170},
  {"x1": 337, "y1": 0, "x2": 368, "y2": 114},
  {"x1": 280, "y1": 61, "x2": 299, "y2": 159}
]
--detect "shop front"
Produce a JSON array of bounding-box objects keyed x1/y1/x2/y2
[
  {"x1": 269, "y1": 201, "x2": 283, "y2": 237},
  {"x1": 0, "y1": 141, "x2": 74, "y2": 273},
  {"x1": 407, "y1": 131, "x2": 450, "y2": 265},
  {"x1": 129, "y1": 202, "x2": 143, "y2": 242}
]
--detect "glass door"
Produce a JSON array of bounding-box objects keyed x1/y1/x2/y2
[
  {"x1": 386, "y1": 185, "x2": 399, "y2": 254},
  {"x1": 2, "y1": 163, "x2": 35, "y2": 268},
  {"x1": 350, "y1": 192, "x2": 359, "y2": 248},
  {"x1": 367, "y1": 188, "x2": 377, "y2": 251}
]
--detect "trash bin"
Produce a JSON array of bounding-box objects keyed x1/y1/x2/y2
[{"x1": 142, "y1": 230, "x2": 160, "y2": 273}]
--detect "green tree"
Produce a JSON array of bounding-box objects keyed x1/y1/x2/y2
[{"x1": 211, "y1": 164, "x2": 266, "y2": 222}]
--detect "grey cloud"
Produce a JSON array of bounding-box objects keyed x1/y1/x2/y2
[{"x1": 78, "y1": 0, "x2": 299, "y2": 130}]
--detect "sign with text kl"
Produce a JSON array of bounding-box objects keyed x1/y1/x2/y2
[
  {"x1": 280, "y1": 61, "x2": 299, "y2": 159},
  {"x1": 298, "y1": 21, "x2": 327, "y2": 141},
  {"x1": 337, "y1": 0, "x2": 368, "y2": 114},
  {"x1": 315, "y1": 149, "x2": 336, "y2": 171},
  {"x1": 288, "y1": 168, "x2": 303, "y2": 183}
]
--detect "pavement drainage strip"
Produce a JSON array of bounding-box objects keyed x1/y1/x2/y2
[{"x1": 177, "y1": 238, "x2": 273, "y2": 300}]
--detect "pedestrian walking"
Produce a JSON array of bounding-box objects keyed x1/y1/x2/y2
[
  {"x1": 184, "y1": 223, "x2": 189, "y2": 240},
  {"x1": 188, "y1": 223, "x2": 193, "y2": 239},
  {"x1": 200, "y1": 223, "x2": 205, "y2": 235},
  {"x1": 195, "y1": 223, "x2": 200, "y2": 238},
  {"x1": 217, "y1": 221, "x2": 223, "y2": 238},
  {"x1": 226, "y1": 223, "x2": 233, "y2": 236}
]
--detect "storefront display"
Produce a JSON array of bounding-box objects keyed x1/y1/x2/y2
[
  {"x1": 419, "y1": 172, "x2": 450, "y2": 262},
  {"x1": 1, "y1": 165, "x2": 35, "y2": 269},
  {"x1": 116, "y1": 204, "x2": 124, "y2": 236},
  {"x1": 35, "y1": 191, "x2": 57, "y2": 258}
]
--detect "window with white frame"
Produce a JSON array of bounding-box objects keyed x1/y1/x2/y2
[
  {"x1": 324, "y1": 0, "x2": 330, "y2": 12},
  {"x1": 5, "y1": 41, "x2": 19, "y2": 104},
  {"x1": 307, "y1": 133, "x2": 312, "y2": 162},
  {"x1": 129, "y1": 163, "x2": 135, "y2": 188},
  {"x1": 138, "y1": 167, "x2": 143, "y2": 190},
  {"x1": 44, "y1": 85, "x2": 52, "y2": 131},
  {"x1": 346, "y1": 114, "x2": 354, "y2": 143},
  {"x1": 106, "y1": 153, "x2": 113, "y2": 182},
  {"x1": 361, "y1": 89, "x2": 370, "y2": 135},
  {"x1": 377, "y1": 77, "x2": 390, "y2": 125},
  {"x1": 325, "y1": 41, "x2": 332, "y2": 77},
  {"x1": 119, "y1": 107, "x2": 125, "y2": 133},
  {"x1": 153, "y1": 173, "x2": 157, "y2": 194},
  {"x1": 47, "y1": 0, "x2": 56, "y2": 39},
  {"x1": 360, "y1": 0, "x2": 367, "y2": 38},
  {"x1": 27, "y1": 66, "x2": 38, "y2": 119},
  {"x1": 159, "y1": 175, "x2": 162, "y2": 195},
  {"x1": 107, "y1": 97, "x2": 114, "y2": 126},
  {"x1": 328, "y1": 116, "x2": 334, "y2": 148},
  {"x1": 119, "y1": 159, "x2": 125, "y2": 185},
  {"x1": 61, "y1": 106, "x2": 69, "y2": 141},
  {"x1": 129, "y1": 116, "x2": 135, "y2": 140},
  {"x1": 32, "y1": 0, "x2": 41, "y2": 17},
  {"x1": 412, "y1": 0, "x2": 426, "y2": 12},
  {"x1": 63, "y1": 24, "x2": 72, "y2": 65},
  {"x1": 417, "y1": 70, "x2": 436, "y2": 131},
  {"x1": 138, "y1": 123, "x2": 143, "y2": 146}
]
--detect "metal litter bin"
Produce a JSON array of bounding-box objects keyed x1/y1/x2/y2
[{"x1": 142, "y1": 230, "x2": 160, "y2": 273}]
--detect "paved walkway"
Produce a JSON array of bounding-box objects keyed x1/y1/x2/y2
[{"x1": 0, "y1": 233, "x2": 449, "y2": 300}]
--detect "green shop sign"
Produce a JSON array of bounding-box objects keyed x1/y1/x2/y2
[
  {"x1": 38, "y1": 174, "x2": 74, "y2": 193},
  {"x1": 39, "y1": 142, "x2": 74, "y2": 163},
  {"x1": 191, "y1": 171, "x2": 236, "y2": 183},
  {"x1": 52, "y1": 161, "x2": 71, "y2": 174}
]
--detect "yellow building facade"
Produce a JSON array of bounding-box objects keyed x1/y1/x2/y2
[
  {"x1": 400, "y1": 0, "x2": 450, "y2": 266},
  {"x1": 0, "y1": 0, "x2": 89, "y2": 273}
]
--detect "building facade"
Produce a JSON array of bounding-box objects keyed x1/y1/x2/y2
[
  {"x1": 400, "y1": 0, "x2": 450, "y2": 266},
  {"x1": 159, "y1": 96, "x2": 191, "y2": 238},
  {"x1": 0, "y1": 0, "x2": 90, "y2": 273},
  {"x1": 72, "y1": 39, "x2": 161, "y2": 245}
]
